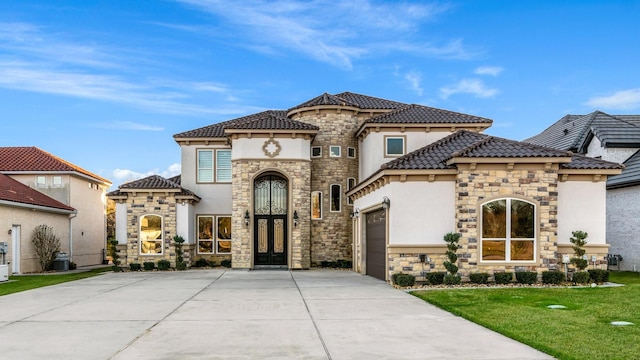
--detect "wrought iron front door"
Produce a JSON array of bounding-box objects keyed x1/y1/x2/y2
[{"x1": 253, "y1": 174, "x2": 288, "y2": 266}]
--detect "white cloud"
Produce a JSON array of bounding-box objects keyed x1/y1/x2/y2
[
  {"x1": 474, "y1": 66, "x2": 503, "y2": 76},
  {"x1": 584, "y1": 89, "x2": 640, "y2": 110},
  {"x1": 440, "y1": 78, "x2": 499, "y2": 99},
  {"x1": 405, "y1": 71, "x2": 424, "y2": 96},
  {"x1": 113, "y1": 163, "x2": 182, "y2": 185},
  {"x1": 94, "y1": 121, "x2": 165, "y2": 131}
]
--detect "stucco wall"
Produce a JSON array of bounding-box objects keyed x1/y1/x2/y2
[
  {"x1": 607, "y1": 186, "x2": 640, "y2": 271},
  {"x1": 585, "y1": 137, "x2": 637, "y2": 164},
  {"x1": 557, "y1": 181, "x2": 607, "y2": 245}
]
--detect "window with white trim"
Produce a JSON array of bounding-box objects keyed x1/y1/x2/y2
[
  {"x1": 52, "y1": 176, "x2": 63, "y2": 187},
  {"x1": 311, "y1": 146, "x2": 322, "y2": 158},
  {"x1": 140, "y1": 214, "x2": 163, "y2": 255},
  {"x1": 329, "y1": 146, "x2": 341, "y2": 157},
  {"x1": 311, "y1": 191, "x2": 322, "y2": 219},
  {"x1": 216, "y1": 150, "x2": 232, "y2": 182},
  {"x1": 197, "y1": 149, "x2": 214, "y2": 182},
  {"x1": 330, "y1": 184, "x2": 342, "y2": 212},
  {"x1": 385, "y1": 136, "x2": 405, "y2": 157},
  {"x1": 35, "y1": 176, "x2": 46, "y2": 188},
  {"x1": 481, "y1": 198, "x2": 536, "y2": 262}
]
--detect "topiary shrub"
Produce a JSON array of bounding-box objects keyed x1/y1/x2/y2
[
  {"x1": 515, "y1": 271, "x2": 537, "y2": 285},
  {"x1": 130, "y1": 263, "x2": 141, "y2": 271},
  {"x1": 174, "y1": 235, "x2": 186, "y2": 271},
  {"x1": 572, "y1": 271, "x2": 590, "y2": 284},
  {"x1": 426, "y1": 272, "x2": 446, "y2": 285},
  {"x1": 157, "y1": 259, "x2": 171, "y2": 271},
  {"x1": 469, "y1": 272, "x2": 490, "y2": 284},
  {"x1": 542, "y1": 270, "x2": 565, "y2": 284},
  {"x1": 443, "y1": 232, "x2": 461, "y2": 279},
  {"x1": 494, "y1": 272, "x2": 513, "y2": 284},
  {"x1": 392, "y1": 273, "x2": 416, "y2": 287},
  {"x1": 221, "y1": 259, "x2": 232, "y2": 268},
  {"x1": 143, "y1": 262, "x2": 155, "y2": 271},
  {"x1": 444, "y1": 273, "x2": 461, "y2": 285},
  {"x1": 588, "y1": 269, "x2": 609, "y2": 284}
]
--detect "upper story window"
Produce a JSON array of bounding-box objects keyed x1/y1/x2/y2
[
  {"x1": 197, "y1": 149, "x2": 231, "y2": 183},
  {"x1": 481, "y1": 198, "x2": 536, "y2": 262},
  {"x1": 329, "y1": 146, "x2": 341, "y2": 158},
  {"x1": 347, "y1": 178, "x2": 356, "y2": 205},
  {"x1": 140, "y1": 214, "x2": 163, "y2": 255},
  {"x1": 385, "y1": 136, "x2": 405, "y2": 157},
  {"x1": 197, "y1": 150, "x2": 214, "y2": 182},
  {"x1": 52, "y1": 176, "x2": 63, "y2": 187},
  {"x1": 311, "y1": 146, "x2": 322, "y2": 158},
  {"x1": 35, "y1": 176, "x2": 46, "y2": 188},
  {"x1": 347, "y1": 147, "x2": 356, "y2": 158},
  {"x1": 216, "y1": 150, "x2": 232, "y2": 182},
  {"x1": 311, "y1": 191, "x2": 322, "y2": 220},
  {"x1": 330, "y1": 184, "x2": 342, "y2": 212}
]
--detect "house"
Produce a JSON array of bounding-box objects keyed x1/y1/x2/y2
[
  {"x1": 0, "y1": 147, "x2": 112, "y2": 272},
  {"x1": 525, "y1": 111, "x2": 640, "y2": 271},
  {"x1": 108, "y1": 92, "x2": 622, "y2": 281},
  {"x1": 0, "y1": 173, "x2": 76, "y2": 273}
]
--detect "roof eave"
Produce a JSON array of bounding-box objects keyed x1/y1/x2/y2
[
  {"x1": 0, "y1": 199, "x2": 76, "y2": 214},
  {"x1": 446, "y1": 156, "x2": 574, "y2": 166}
]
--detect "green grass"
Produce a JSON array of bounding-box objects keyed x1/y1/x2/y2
[
  {"x1": 412, "y1": 272, "x2": 640, "y2": 360},
  {"x1": 0, "y1": 267, "x2": 112, "y2": 297}
]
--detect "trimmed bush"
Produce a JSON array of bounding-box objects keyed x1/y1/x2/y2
[
  {"x1": 157, "y1": 259, "x2": 171, "y2": 271},
  {"x1": 469, "y1": 272, "x2": 490, "y2": 284},
  {"x1": 588, "y1": 269, "x2": 609, "y2": 283},
  {"x1": 542, "y1": 270, "x2": 565, "y2": 284},
  {"x1": 129, "y1": 263, "x2": 141, "y2": 271},
  {"x1": 319, "y1": 260, "x2": 330, "y2": 268},
  {"x1": 194, "y1": 258, "x2": 213, "y2": 268},
  {"x1": 143, "y1": 262, "x2": 155, "y2": 271},
  {"x1": 176, "y1": 262, "x2": 187, "y2": 271},
  {"x1": 426, "y1": 272, "x2": 446, "y2": 285},
  {"x1": 494, "y1": 272, "x2": 513, "y2": 284},
  {"x1": 443, "y1": 274, "x2": 461, "y2": 285},
  {"x1": 392, "y1": 273, "x2": 416, "y2": 287},
  {"x1": 221, "y1": 259, "x2": 232, "y2": 268},
  {"x1": 515, "y1": 271, "x2": 538, "y2": 285},
  {"x1": 572, "y1": 271, "x2": 590, "y2": 284}
]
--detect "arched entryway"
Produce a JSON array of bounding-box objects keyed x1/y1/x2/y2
[{"x1": 254, "y1": 174, "x2": 288, "y2": 266}]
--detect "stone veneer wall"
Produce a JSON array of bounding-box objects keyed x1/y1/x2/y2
[
  {"x1": 231, "y1": 159, "x2": 311, "y2": 269},
  {"x1": 292, "y1": 110, "x2": 362, "y2": 265}
]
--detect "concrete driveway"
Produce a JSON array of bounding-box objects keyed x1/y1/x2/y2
[{"x1": 0, "y1": 270, "x2": 552, "y2": 359}]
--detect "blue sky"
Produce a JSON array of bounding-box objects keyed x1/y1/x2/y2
[{"x1": 1, "y1": 1, "x2": 639, "y2": 189}]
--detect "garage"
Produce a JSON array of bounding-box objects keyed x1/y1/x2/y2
[{"x1": 366, "y1": 208, "x2": 387, "y2": 281}]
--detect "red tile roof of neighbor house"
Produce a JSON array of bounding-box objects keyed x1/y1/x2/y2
[
  {"x1": 0, "y1": 146, "x2": 111, "y2": 185},
  {"x1": 0, "y1": 173, "x2": 75, "y2": 212}
]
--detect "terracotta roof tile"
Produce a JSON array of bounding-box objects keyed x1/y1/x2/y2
[
  {"x1": 0, "y1": 146, "x2": 111, "y2": 184},
  {"x1": 109, "y1": 174, "x2": 198, "y2": 197},
  {"x1": 0, "y1": 174, "x2": 75, "y2": 212},
  {"x1": 366, "y1": 104, "x2": 492, "y2": 125}
]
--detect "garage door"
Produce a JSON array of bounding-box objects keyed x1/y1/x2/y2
[{"x1": 366, "y1": 209, "x2": 386, "y2": 281}]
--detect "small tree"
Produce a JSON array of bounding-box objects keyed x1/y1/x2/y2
[
  {"x1": 570, "y1": 230, "x2": 589, "y2": 271},
  {"x1": 443, "y1": 232, "x2": 461, "y2": 285},
  {"x1": 31, "y1": 224, "x2": 61, "y2": 272},
  {"x1": 108, "y1": 238, "x2": 121, "y2": 272},
  {"x1": 174, "y1": 235, "x2": 187, "y2": 270}
]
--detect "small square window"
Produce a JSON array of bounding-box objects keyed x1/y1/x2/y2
[
  {"x1": 330, "y1": 146, "x2": 341, "y2": 157},
  {"x1": 311, "y1": 146, "x2": 322, "y2": 158},
  {"x1": 348, "y1": 147, "x2": 356, "y2": 158},
  {"x1": 36, "y1": 176, "x2": 46, "y2": 188},
  {"x1": 52, "y1": 176, "x2": 62, "y2": 187},
  {"x1": 385, "y1": 137, "x2": 405, "y2": 157}
]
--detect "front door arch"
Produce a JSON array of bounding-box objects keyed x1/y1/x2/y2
[{"x1": 254, "y1": 174, "x2": 288, "y2": 266}]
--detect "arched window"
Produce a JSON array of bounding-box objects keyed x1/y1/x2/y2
[
  {"x1": 481, "y1": 199, "x2": 535, "y2": 262},
  {"x1": 140, "y1": 214, "x2": 163, "y2": 255}
]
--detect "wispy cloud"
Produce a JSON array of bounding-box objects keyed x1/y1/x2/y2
[
  {"x1": 584, "y1": 89, "x2": 640, "y2": 110},
  {"x1": 175, "y1": 0, "x2": 471, "y2": 69},
  {"x1": 94, "y1": 121, "x2": 165, "y2": 131},
  {"x1": 474, "y1": 66, "x2": 503, "y2": 76},
  {"x1": 440, "y1": 78, "x2": 499, "y2": 99},
  {"x1": 405, "y1": 71, "x2": 424, "y2": 96},
  {"x1": 113, "y1": 163, "x2": 182, "y2": 184}
]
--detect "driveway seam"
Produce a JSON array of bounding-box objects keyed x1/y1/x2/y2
[{"x1": 290, "y1": 271, "x2": 332, "y2": 360}]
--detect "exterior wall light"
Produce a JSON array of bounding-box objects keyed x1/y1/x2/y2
[
  {"x1": 244, "y1": 210, "x2": 251, "y2": 227},
  {"x1": 350, "y1": 208, "x2": 360, "y2": 219},
  {"x1": 7, "y1": 229, "x2": 11, "y2": 235},
  {"x1": 293, "y1": 210, "x2": 299, "y2": 227},
  {"x1": 382, "y1": 196, "x2": 390, "y2": 210}
]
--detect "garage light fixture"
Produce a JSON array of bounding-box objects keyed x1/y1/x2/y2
[
  {"x1": 350, "y1": 208, "x2": 360, "y2": 219},
  {"x1": 382, "y1": 196, "x2": 390, "y2": 210}
]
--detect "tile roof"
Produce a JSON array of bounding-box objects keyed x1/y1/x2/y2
[
  {"x1": 365, "y1": 104, "x2": 493, "y2": 125},
  {"x1": 289, "y1": 91, "x2": 406, "y2": 111},
  {"x1": 224, "y1": 111, "x2": 319, "y2": 131},
  {"x1": 0, "y1": 146, "x2": 111, "y2": 184},
  {"x1": 452, "y1": 135, "x2": 572, "y2": 159},
  {"x1": 0, "y1": 173, "x2": 75, "y2": 212},
  {"x1": 607, "y1": 150, "x2": 640, "y2": 189},
  {"x1": 107, "y1": 175, "x2": 198, "y2": 197},
  {"x1": 560, "y1": 154, "x2": 624, "y2": 170},
  {"x1": 587, "y1": 113, "x2": 640, "y2": 149}
]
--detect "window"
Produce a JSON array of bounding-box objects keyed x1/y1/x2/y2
[
  {"x1": 385, "y1": 136, "x2": 405, "y2": 157},
  {"x1": 329, "y1": 146, "x2": 341, "y2": 157},
  {"x1": 197, "y1": 150, "x2": 214, "y2": 182},
  {"x1": 347, "y1": 147, "x2": 356, "y2": 158},
  {"x1": 481, "y1": 198, "x2": 535, "y2": 262},
  {"x1": 347, "y1": 178, "x2": 356, "y2": 205},
  {"x1": 35, "y1": 176, "x2": 46, "y2": 187},
  {"x1": 311, "y1": 191, "x2": 322, "y2": 219},
  {"x1": 216, "y1": 150, "x2": 232, "y2": 182},
  {"x1": 140, "y1": 215, "x2": 163, "y2": 255},
  {"x1": 52, "y1": 176, "x2": 62, "y2": 187},
  {"x1": 330, "y1": 184, "x2": 342, "y2": 212},
  {"x1": 198, "y1": 215, "x2": 232, "y2": 254},
  {"x1": 311, "y1": 146, "x2": 322, "y2": 158}
]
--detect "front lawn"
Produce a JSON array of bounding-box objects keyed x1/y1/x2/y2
[
  {"x1": 412, "y1": 272, "x2": 640, "y2": 360},
  {"x1": 0, "y1": 267, "x2": 112, "y2": 297}
]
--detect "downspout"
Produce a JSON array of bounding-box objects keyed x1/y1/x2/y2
[{"x1": 69, "y1": 211, "x2": 78, "y2": 262}]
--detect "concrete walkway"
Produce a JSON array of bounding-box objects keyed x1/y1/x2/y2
[{"x1": 0, "y1": 270, "x2": 553, "y2": 359}]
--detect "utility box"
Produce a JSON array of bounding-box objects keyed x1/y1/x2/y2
[
  {"x1": 0, "y1": 242, "x2": 7, "y2": 254},
  {"x1": 52, "y1": 253, "x2": 69, "y2": 272},
  {"x1": 0, "y1": 264, "x2": 8, "y2": 282}
]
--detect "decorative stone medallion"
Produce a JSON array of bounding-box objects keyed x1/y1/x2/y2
[{"x1": 262, "y1": 138, "x2": 282, "y2": 158}]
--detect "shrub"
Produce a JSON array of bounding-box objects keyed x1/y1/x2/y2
[
  {"x1": 174, "y1": 235, "x2": 186, "y2": 271},
  {"x1": 108, "y1": 238, "x2": 121, "y2": 272},
  {"x1": 588, "y1": 269, "x2": 609, "y2": 283},
  {"x1": 542, "y1": 270, "x2": 565, "y2": 284},
  {"x1": 443, "y1": 232, "x2": 461, "y2": 278},
  {"x1": 494, "y1": 272, "x2": 513, "y2": 284},
  {"x1": 157, "y1": 259, "x2": 171, "y2": 271},
  {"x1": 392, "y1": 273, "x2": 416, "y2": 287},
  {"x1": 69, "y1": 262, "x2": 77, "y2": 271},
  {"x1": 129, "y1": 263, "x2": 141, "y2": 271},
  {"x1": 570, "y1": 230, "x2": 589, "y2": 271},
  {"x1": 572, "y1": 271, "x2": 590, "y2": 284},
  {"x1": 425, "y1": 272, "x2": 446, "y2": 285},
  {"x1": 221, "y1": 259, "x2": 232, "y2": 268},
  {"x1": 143, "y1": 262, "x2": 155, "y2": 271},
  {"x1": 320, "y1": 260, "x2": 330, "y2": 268},
  {"x1": 176, "y1": 262, "x2": 187, "y2": 271},
  {"x1": 31, "y1": 224, "x2": 61, "y2": 272},
  {"x1": 469, "y1": 272, "x2": 490, "y2": 284},
  {"x1": 444, "y1": 274, "x2": 461, "y2": 285},
  {"x1": 515, "y1": 271, "x2": 538, "y2": 285},
  {"x1": 194, "y1": 258, "x2": 211, "y2": 268}
]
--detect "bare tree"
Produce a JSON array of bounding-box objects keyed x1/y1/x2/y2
[{"x1": 31, "y1": 224, "x2": 61, "y2": 272}]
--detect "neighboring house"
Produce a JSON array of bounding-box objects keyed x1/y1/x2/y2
[
  {"x1": 0, "y1": 173, "x2": 76, "y2": 273},
  {"x1": 108, "y1": 92, "x2": 621, "y2": 281},
  {"x1": 525, "y1": 111, "x2": 640, "y2": 271},
  {"x1": 0, "y1": 147, "x2": 112, "y2": 271}
]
